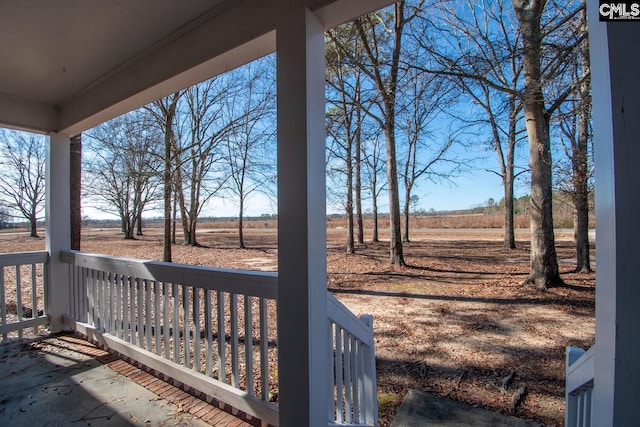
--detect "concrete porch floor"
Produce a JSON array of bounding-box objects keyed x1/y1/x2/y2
[{"x1": 0, "y1": 333, "x2": 258, "y2": 426}]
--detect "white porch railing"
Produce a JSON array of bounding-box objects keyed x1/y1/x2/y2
[
  {"x1": 565, "y1": 346, "x2": 595, "y2": 427},
  {"x1": 328, "y1": 293, "x2": 378, "y2": 427},
  {"x1": 60, "y1": 250, "x2": 279, "y2": 426},
  {"x1": 0, "y1": 251, "x2": 49, "y2": 341},
  {"x1": 1, "y1": 250, "x2": 377, "y2": 426}
]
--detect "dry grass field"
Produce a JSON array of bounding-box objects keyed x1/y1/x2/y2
[{"x1": 0, "y1": 217, "x2": 595, "y2": 426}]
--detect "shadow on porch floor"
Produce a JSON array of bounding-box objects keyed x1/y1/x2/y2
[{"x1": 0, "y1": 333, "x2": 258, "y2": 426}]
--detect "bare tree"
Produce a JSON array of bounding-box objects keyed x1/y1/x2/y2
[
  {"x1": 477, "y1": 85, "x2": 526, "y2": 249},
  {"x1": 397, "y1": 68, "x2": 462, "y2": 242},
  {"x1": 410, "y1": 0, "x2": 527, "y2": 249},
  {"x1": 331, "y1": 1, "x2": 425, "y2": 265},
  {"x1": 355, "y1": 4, "x2": 407, "y2": 265},
  {"x1": 327, "y1": 105, "x2": 359, "y2": 253},
  {"x1": 573, "y1": 0, "x2": 591, "y2": 274},
  {"x1": 554, "y1": 1, "x2": 592, "y2": 272},
  {"x1": 327, "y1": 25, "x2": 368, "y2": 254},
  {"x1": 0, "y1": 130, "x2": 45, "y2": 237},
  {"x1": 412, "y1": 0, "x2": 584, "y2": 288},
  {"x1": 363, "y1": 137, "x2": 387, "y2": 242},
  {"x1": 512, "y1": 0, "x2": 585, "y2": 289},
  {"x1": 223, "y1": 58, "x2": 277, "y2": 249},
  {"x1": 86, "y1": 110, "x2": 162, "y2": 239},
  {"x1": 354, "y1": 112, "x2": 364, "y2": 245},
  {"x1": 146, "y1": 92, "x2": 182, "y2": 262},
  {"x1": 460, "y1": 80, "x2": 527, "y2": 250},
  {"x1": 172, "y1": 76, "x2": 243, "y2": 246}
]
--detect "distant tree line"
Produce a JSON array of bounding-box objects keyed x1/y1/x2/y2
[{"x1": 0, "y1": 207, "x2": 10, "y2": 229}]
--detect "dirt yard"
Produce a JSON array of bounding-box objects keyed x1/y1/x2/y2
[{"x1": 0, "y1": 225, "x2": 595, "y2": 426}]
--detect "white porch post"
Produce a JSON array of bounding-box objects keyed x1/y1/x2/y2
[
  {"x1": 276, "y1": 7, "x2": 328, "y2": 427},
  {"x1": 45, "y1": 132, "x2": 71, "y2": 332},
  {"x1": 588, "y1": 2, "x2": 640, "y2": 425}
]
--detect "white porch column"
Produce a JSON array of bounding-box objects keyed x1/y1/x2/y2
[
  {"x1": 276, "y1": 7, "x2": 328, "y2": 427},
  {"x1": 45, "y1": 132, "x2": 71, "y2": 332},
  {"x1": 588, "y1": 2, "x2": 640, "y2": 425}
]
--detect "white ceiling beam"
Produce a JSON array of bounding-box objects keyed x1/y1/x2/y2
[
  {"x1": 315, "y1": 0, "x2": 396, "y2": 28},
  {"x1": 58, "y1": 31, "x2": 276, "y2": 135},
  {"x1": 0, "y1": 94, "x2": 57, "y2": 134}
]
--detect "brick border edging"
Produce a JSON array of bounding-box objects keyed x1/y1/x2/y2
[{"x1": 64, "y1": 332, "x2": 272, "y2": 427}]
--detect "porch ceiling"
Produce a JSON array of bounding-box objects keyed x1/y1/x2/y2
[
  {"x1": 0, "y1": 0, "x2": 393, "y2": 136},
  {"x1": 0, "y1": 0, "x2": 228, "y2": 106}
]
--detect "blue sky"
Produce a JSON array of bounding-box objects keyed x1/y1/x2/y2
[
  {"x1": 0, "y1": 125, "x2": 526, "y2": 221},
  {"x1": 82, "y1": 163, "x2": 521, "y2": 220}
]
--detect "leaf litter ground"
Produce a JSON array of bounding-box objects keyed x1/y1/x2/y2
[{"x1": 0, "y1": 227, "x2": 595, "y2": 426}]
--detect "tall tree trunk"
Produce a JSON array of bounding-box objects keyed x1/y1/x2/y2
[
  {"x1": 186, "y1": 172, "x2": 199, "y2": 246},
  {"x1": 174, "y1": 165, "x2": 190, "y2": 246},
  {"x1": 487, "y1": 88, "x2": 518, "y2": 250},
  {"x1": 123, "y1": 217, "x2": 135, "y2": 239},
  {"x1": 148, "y1": 93, "x2": 180, "y2": 262},
  {"x1": 136, "y1": 211, "x2": 143, "y2": 236},
  {"x1": 355, "y1": 2, "x2": 406, "y2": 265},
  {"x1": 187, "y1": 209, "x2": 198, "y2": 246},
  {"x1": 503, "y1": 176, "x2": 516, "y2": 249},
  {"x1": 70, "y1": 134, "x2": 82, "y2": 250},
  {"x1": 523, "y1": 109, "x2": 561, "y2": 289},
  {"x1": 573, "y1": 155, "x2": 591, "y2": 273},
  {"x1": 503, "y1": 96, "x2": 518, "y2": 250},
  {"x1": 573, "y1": 165, "x2": 591, "y2": 272},
  {"x1": 573, "y1": 113, "x2": 591, "y2": 272},
  {"x1": 346, "y1": 200, "x2": 355, "y2": 254},
  {"x1": 573, "y1": 6, "x2": 591, "y2": 273},
  {"x1": 29, "y1": 216, "x2": 38, "y2": 238},
  {"x1": 514, "y1": 0, "x2": 563, "y2": 290},
  {"x1": 163, "y1": 144, "x2": 173, "y2": 261},
  {"x1": 387, "y1": 3, "x2": 406, "y2": 266},
  {"x1": 162, "y1": 106, "x2": 175, "y2": 262},
  {"x1": 355, "y1": 107, "x2": 364, "y2": 245},
  {"x1": 372, "y1": 191, "x2": 379, "y2": 242},
  {"x1": 573, "y1": 197, "x2": 590, "y2": 271},
  {"x1": 502, "y1": 110, "x2": 517, "y2": 250},
  {"x1": 384, "y1": 124, "x2": 405, "y2": 265},
  {"x1": 238, "y1": 198, "x2": 246, "y2": 249},
  {"x1": 171, "y1": 188, "x2": 177, "y2": 245},
  {"x1": 403, "y1": 186, "x2": 411, "y2": 243},
  {"x1": 346, "y1": 138, "x2": 355, "y2": 254}
]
